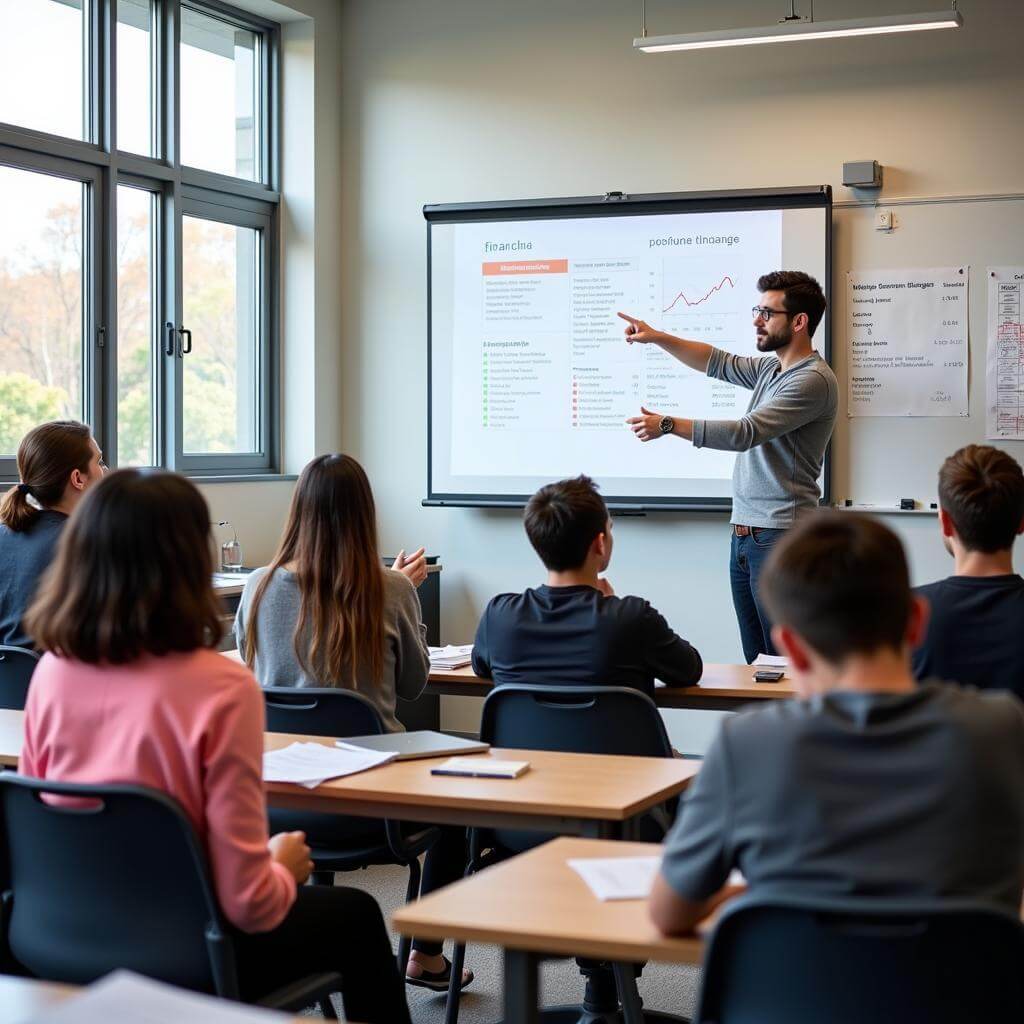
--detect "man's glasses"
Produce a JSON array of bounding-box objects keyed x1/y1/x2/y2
[{"x1": 752, "y1": 306, "x2": 793, "y2": 322}]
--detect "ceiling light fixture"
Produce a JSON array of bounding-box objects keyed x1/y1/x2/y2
[{"x1": 634, "y1": 2, "x2": 963, "y2": 54}]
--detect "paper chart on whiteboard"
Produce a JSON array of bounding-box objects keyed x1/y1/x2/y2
[
  {"x1": 847, "y1": 267, "x2": 968, "y2": 418},
  {"x1": 987, "y1": 267, "x2": 1024, "y2": 440}
]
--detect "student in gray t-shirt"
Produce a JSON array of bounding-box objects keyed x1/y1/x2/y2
[
  {"x1": 649, "y1": 512, "x2": 1024, "y2": 936},
  {"x1": 620, "y1": 271, "x2": 838, "y2": 664}
]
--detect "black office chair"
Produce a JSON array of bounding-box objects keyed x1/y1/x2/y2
[
  {"x1": 452, "y1": 685, "x2": 681, "y2": 1024},
  {"x1": 697, "y1": 894, "x2": 1024, "y2": 1024},
  {"x1": 475, "y1": 684, "x2": 676, "y2": 859},
  {"x1": 0, "y1": 646, "x2": 39, "y2": 711},
  {"x1": 262, "y1": 687, "x2": 441, "y2": 975},
  {"x1": 0, "y1": 775, "x2": 341, "y2": 1014}
]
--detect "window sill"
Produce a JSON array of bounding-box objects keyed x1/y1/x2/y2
[{"x1": 187, "y1": 473, "x2": 299, "y2": 484}]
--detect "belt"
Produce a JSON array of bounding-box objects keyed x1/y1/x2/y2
[{"x1": 733, "y1": 525, "x2": 774, "y2": 537}]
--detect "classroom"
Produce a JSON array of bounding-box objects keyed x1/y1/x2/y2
[{"x1": 1, "y1": 1, "x2": 1024, "y2": 1021}]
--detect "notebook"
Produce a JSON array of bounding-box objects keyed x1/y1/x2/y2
[
  {"x1": 431, "y1": 756, "x2": 529, "y2": 779},
  {"x1": 337, "y1": 730, "x2": 489, "y2": 761}
]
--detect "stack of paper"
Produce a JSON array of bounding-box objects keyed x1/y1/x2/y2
[
  {"x1": 429, "y1": 644, "x2": 474, "y2": 669},
  {"x1": 263, "y1": 741, "x2": 397, "y2": 789},
  {"x1": 31, "y1": 970, "x2": 290, "y2": 1023},
  {"x1": 753, "y1": 654, "x2": 788, "y2": 669}
]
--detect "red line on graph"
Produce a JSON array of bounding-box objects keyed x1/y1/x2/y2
[{"x1": 662, "y1": 274, "x2": 735, "y2": 313}]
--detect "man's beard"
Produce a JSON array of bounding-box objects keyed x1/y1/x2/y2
[{"x1": 756, "y1": 324, "x2": 792, "y2": 353}]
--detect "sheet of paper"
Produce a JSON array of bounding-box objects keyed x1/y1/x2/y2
[
  {"x1": 986, "y1": 267, "x2": 1024, "y2": 439},
  {"x1": 568, "y1": 856, "x2": 661, "y2": 900},
  {"x1": 569, "y1": 858, "x2": 746, "y2": 902},
  {"x1": 263, "y1": 741, "x2": 396, "y2": 789},
  {"x1": 847, "y1": 267, "x2": 968, "y2": 417},
  {"x1": 29, "y1": 970, "x2": 291, "y2": 1024},
  {"x1": 752, "y1": 654, "x2": 787, "y2": 668}
]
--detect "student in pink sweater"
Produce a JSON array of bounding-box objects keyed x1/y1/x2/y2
[{"x1": 19, "y1": 469, "x2": 411, "y2": 1024}]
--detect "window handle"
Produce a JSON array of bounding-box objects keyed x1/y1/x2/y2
[
  {"x1": 165, "y1": 322, "x2": 176, "y2": 356},
  {"x1": 180, "y1": 327, "x2": 192, "y2": 355}
]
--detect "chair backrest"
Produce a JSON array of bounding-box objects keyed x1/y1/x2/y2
[
  {"x1": 480, "y1": 684, "x2": 673, "y2": 757},
  {"x1": 697, "y1": 895, "x2": 1024, "y2": 1024},
  {"x1": 479, "y1": 685, "x2": 674, "y2": 854},
  {"x1": 0, "y1": 775, "x2": 235, "y2": 994},
  {"x1": 262, "y1": 686, "x2": 385, "y2": 738},
  {"x1": 0, "y1": 646, "x2": 39, "y2": 711}
]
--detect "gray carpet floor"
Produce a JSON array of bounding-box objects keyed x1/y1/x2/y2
[{"x1": 311, "y1": 862, "x2": 701, "y2": 1023}]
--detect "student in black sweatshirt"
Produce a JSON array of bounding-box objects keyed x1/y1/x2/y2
[
  {"x1": 913, "y1": 444, "x2": 1024, "y2": 700},
  {"x1": 472, "y1": 475, "x2": 702, "y2": 695},
  {"x1": 0, "y1": 421, "x2": 105, "y2": 648}
]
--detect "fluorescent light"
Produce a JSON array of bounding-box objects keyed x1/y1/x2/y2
[{"x1": 634, "y1": 10, "x2": 963, "y2": 53}]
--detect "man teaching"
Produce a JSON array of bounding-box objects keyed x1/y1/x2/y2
[{"x1": 618, "y1": 270, "x2": 838, "y2": 663}]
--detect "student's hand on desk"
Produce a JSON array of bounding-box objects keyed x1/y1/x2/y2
[
  {"x1": 626, "y1": 407, "x2": 665, "y2": 442},
  {"x1": 394, "y1": 547, "x2": 428, "y2": 587},
  {"x1": 269, "y1": 831, "x2": 313, "y2": 885},
  {"x1": 595, "y1": 577, "x2": 615, "y2": 597}
]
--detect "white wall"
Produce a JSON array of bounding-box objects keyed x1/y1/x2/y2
[{"x1": 328, "y1": 0, "x2": 1024, "y2": 741}]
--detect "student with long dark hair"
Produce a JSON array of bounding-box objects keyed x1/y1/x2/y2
[
  {"x1": 0, "y1": 421, "x2": 104, "y2": 647},
  {"x1": 236, "y1": 453, "x2": 472, "y2": 992},
  {"x1": 19, "y1": 470, "x2": 411, "y2": 1023}
]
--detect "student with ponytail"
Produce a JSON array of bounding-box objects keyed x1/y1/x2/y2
[{"x1": 0, "y1": 421, "x2": 105, "y2": 647}]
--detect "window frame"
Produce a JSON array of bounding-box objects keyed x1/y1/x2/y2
[{"x1": 0, "y1": 0, "x2": 281, "y2": 481}]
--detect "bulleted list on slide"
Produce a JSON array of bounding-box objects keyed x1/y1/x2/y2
[{"x1": 447, "y1": 211, "x2": 782, "y2": 480}]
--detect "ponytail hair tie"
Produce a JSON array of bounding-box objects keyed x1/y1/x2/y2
[{"x1": 17, "y1": 483, "x2": 31, "y2": 496}]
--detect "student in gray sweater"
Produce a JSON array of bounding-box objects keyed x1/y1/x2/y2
[
  {"x1": 234, "y1": 453, "x2": 472, "y2": 993},
  {"x1": 235, "y1": 565, "x2": 429, "y2": 735}
]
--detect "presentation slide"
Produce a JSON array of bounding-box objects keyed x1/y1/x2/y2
[{"x1": 428, "y1": 192, "x2": 829, "y2": 508}]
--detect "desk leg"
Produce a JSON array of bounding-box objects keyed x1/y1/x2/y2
[
  {"x1": 613, "y1": 963, "x2": 645, "y2": 1024},
  {"x1": 503, "y1": 949, "x2": 540, "y2": 1024}
]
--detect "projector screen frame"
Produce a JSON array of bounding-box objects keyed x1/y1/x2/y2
[{"x1": 423, "y1": 185, "x2": 832, "y2": 512}]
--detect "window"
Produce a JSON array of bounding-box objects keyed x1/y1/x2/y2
[
  {"x1": 0, "y1": 0, "x2": 86, "y2": 141},
  {"x1": 182, "y1": 214, "x2": 260, "y2": 454},
  {"x1": 180, "y1": 6, "x2": 260, "y2": 181},
  {"x1": 116, "y1": 183, "x2": 156, "y2": 466},
  {"x1": 0, "y1": 164, "x2": 86, "y2": 455},
  {"x1": 117, "y1": 0, "x2": 155, "y2": 157},
  {"x1": 0, "y1": 1, "x2": 280, "y2": 478}
]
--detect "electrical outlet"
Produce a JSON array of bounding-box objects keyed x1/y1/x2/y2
[{"x1": 875, "y1": 210, "x2": 893, "y2": 231}]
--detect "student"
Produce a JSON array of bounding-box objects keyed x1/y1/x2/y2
[
  {"x1": 913, "y1": 444, "x2": 1024, "y2": 698},
  {"x1": 19, "y1": 470, "x2": 411, "y2": 1024},
  {"x1": 471, "y1": 475, "x2": 702, "y2": 694},
  {"x1": 235, "y1": 453, "x2": 471, "y2": 992},
  {"x1": 0, "y1": 421, "x2": 105, "y2": 647},
  {"x1": 650, "y1": 513, "x2": 1024, "y2": 935},
  {"x1": 235, "y1": 453, "x2": 429, "y2": 734}
]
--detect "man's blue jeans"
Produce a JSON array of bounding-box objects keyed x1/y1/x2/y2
[{"x1": 729, "y1": 527, "x2": 786, "y2": 664}]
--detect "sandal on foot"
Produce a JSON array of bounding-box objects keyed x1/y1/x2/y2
[{"x1": 405, "y1": 956, "x2": 474, "y2": 993}]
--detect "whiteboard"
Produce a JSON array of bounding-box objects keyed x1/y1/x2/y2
[{"x1": 831, "y1": 196, "x2": 1024, "y2": 508}]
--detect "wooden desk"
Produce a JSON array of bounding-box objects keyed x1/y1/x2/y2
[
  {"x1": 427, "y1": 663, "x2": 798, "y2": 711},
  {"x1": 393, "y1": 836, "x2": 703, "y2": 1024},
  {"x1": 218, "y1": 651, "x2": 798, "y2": 711},
  {"x1": 264, "y1": 733, "x2": 697, "y2": 837},
  {"x1": 0, "y1": 711, "x2": 697, "y2": 838}
]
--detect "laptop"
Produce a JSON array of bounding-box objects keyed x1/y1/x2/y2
[{"x1": 338, "y1": 730, "x2": 489, "y2": 761}]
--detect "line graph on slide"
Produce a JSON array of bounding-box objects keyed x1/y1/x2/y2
[{"x1": 662, "y1": 273, "x2": 736, "y2": 315}]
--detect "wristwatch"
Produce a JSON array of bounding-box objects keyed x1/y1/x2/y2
[{"x1": 659, "y1": 415, "x2": 675, "y2": 436}]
